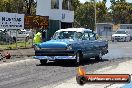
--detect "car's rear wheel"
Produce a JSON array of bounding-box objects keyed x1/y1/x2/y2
[
  {"x1": 95, "y1": 51, "x2": 102, "y2": 61},
  {"x1": 40, "y1": 60, "x2": 47, "y2": 65}
]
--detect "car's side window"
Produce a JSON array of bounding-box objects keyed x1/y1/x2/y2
[
  {"x1": 82, "y1": 32, "x2": 90, "y2": 40},
  {"x1": 75, "y1": 32, "x2": 83, "y2": 39},
  {"x1": 89, "y1": 32, "x2": 96, "y2": 40}
]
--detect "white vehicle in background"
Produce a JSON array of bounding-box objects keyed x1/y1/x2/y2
[
  {"x1": 6, "y1": 29, "x2": 30, "y2": 41},
  {"x1": 112, "y1": 29, "x2": 131, "y2": 42},
  {"x1": 21, "y1": 29, "x2": 34, "y2": 38}
]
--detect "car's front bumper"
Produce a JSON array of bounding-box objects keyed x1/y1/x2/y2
[
  {"x1": 34, "y1": 50, "x2": 76, "y2": 60},
  {"x1": 33, "y1": 56, "x2": 76, "y2": 60},
  {"x1": 35, "y1": 50, "x2": 75, "y2": 56},
  {"x1": 112, "y1": 37, "x2": 125, "y2": 41}
]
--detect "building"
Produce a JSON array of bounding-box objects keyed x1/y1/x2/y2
[
  {"x1": 96, "y1": 23, "x2": 113, "y2": 40},
  {"x1": 120, "y1": 24, "x2": 132, "y2": 29},
  {"x1": 36, "y1": 0, "x2": 74, "y2": 39}
]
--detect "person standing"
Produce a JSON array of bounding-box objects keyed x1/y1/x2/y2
[{"x1": 33, "y1": 31, "x2": 42, "y2": 45}]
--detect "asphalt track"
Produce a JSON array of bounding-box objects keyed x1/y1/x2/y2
[{"x1": 0, "y1": 42, "x2": 132, "y2": 88}]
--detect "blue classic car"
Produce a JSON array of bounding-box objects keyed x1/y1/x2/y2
[{"x1": 33, "y1": 28, "x2": 108, "y2": 65}]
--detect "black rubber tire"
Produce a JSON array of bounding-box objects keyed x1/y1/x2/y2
[
  {"x1": 76, "y1": 75, "x2": 86, "y2": 85},
  {"x1": 40, "y1": 60, "x2": 47, "y2": 65},
  {"x1": 95, "y1": 51, "x2": 102, "y2": 61},
  {"x1": 75, "y1": 52, "x2": 83, "y2": 65}
]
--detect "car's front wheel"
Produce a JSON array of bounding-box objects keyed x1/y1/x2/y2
[
  {"x1": 95, "y1": 51, "x2": 102, "y2": 61},
  {"x1": 75, "y1": 52, "x2": 83, "y2": 65},
  {"x1": 40, "y1": 60, "x2": 47, "y2": 65}
]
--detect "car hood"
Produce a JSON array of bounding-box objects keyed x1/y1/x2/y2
[
  {"x1": 112, "y1": 34, "x2": 128, "y2": 37},
  {"x1": 38, "y1": 39, "x2": 74, "y2": 49}
]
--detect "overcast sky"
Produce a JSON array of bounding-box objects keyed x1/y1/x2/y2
[{"x1": 79, "y1": 0, "x2": 132, "y2": 8}]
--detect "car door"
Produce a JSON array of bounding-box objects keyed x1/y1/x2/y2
[
  {"x1": 82, "y1": 32, "x2": 99, "y2": 57},
  {"x1": 88, "y1": 32, "x2": 99, "y2": 56},
  {"x1": 73, "y1": 32, "x2": 84, "y2": 53},
  {"x1": 81, "y1": 32, "x2": 92, "y2": 56}
]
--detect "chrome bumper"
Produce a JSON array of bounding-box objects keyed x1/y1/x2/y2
[{"x1": 33, "y1": 56, "x2": 76, "y2": 60}]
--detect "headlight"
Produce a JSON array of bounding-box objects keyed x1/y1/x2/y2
[
  {"x1": 34, "y1": 45, "x2": 41, "y2": 50},
  {"x1": 67, "y1": 45, "x2": 72, "y2": 50}
]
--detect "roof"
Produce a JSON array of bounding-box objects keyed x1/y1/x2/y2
[
  {"x1": 56, "y1": 28, "x2": 92, "y2": 32},
  {"x1": 120, "y1": 24, "x2": 132, "y2": 26},
  {"x1": 96, "y1": 23, "x2": 113, "y2": 25}
]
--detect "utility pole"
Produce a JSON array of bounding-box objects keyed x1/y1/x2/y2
[{"x1": 94, "y1": 0, "x2": 97, "y2": 31}]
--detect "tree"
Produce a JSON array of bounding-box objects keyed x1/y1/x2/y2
[
  {"x1": 96, "y1": 1, "x2": 107, "y2": 23},
  {"x1": 103, "y1": 0, "x2": 107, "y2": 3},
  {"x1": 0, "y1": 0, "x2": 36, "y2": 15},
  {"x1": 110, "y1": 1, "x2": 131, "y2": 24},
  {"x1": 74, "y1": 1, "x2": 108, "y2": 30},
  {"x1": 72, "y1": 0, "x2": 81, "y2": 11},
  {"x1": 74, "y1": 2, "x2": 95, "y2": 30}
]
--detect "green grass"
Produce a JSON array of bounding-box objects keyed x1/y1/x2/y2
[{"x1": 0, "y1": 41, "x2": 33, "y2": 50}]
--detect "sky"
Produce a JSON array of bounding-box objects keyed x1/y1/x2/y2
[{"x1": 79, "y1": 0, "x2": 132, "y2": 8}]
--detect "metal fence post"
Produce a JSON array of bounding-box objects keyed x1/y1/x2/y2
[{"x1": 16, "y1": 30, "x2": 17, "y2": 49}]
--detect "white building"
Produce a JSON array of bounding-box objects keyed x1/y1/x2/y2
[
  {"x1": 36, "y1": 0, "x2": 74, "y2": 29},
  {"x1": 36, "y1": 0, "x2": 74, "y2": 39},
  {"x1": 120, "y1": 24, "x2": 132, "y2": 29},
  {"x1": 96, "y1": 23, "x2": 113, "y2": 40}
]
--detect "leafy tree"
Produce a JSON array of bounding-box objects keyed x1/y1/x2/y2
[
  {"x1": 72, "y1": 0, "x2": 81, "y2": 11},
  {"x1": 110, "y1": 0, "x2": 131, "y2": 24},
  {"x1": 0, "y1": 0, "x2": 36, "y2": 15},
  {"x1": 96, "y1": 1, "x2": 107, "y2": 23},
  {"x1": 74, "y1": 2, "x2": 95, "y2": 30},
  {"x1": 74, "y1": 1, "x2": 108, "y2": 30}
]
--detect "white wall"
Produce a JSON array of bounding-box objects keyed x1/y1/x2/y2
[
  {"x1": 120, "y1": 24, "x2": 132, "y2": 29},
  {"x1": 36, "y1": 0, "x2": 74, "y2": 23}
]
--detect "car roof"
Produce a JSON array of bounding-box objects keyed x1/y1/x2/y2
[{"x1": 56, "y1": 28, "x2": 92, "y2": 32}]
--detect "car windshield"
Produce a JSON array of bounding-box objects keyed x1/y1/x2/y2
[
  {"x1": 115, "y1": 31, "x2": 126, "y2": 34},
  {"x1": 52, "y1": 31, "x2": 83, "y2": 40}
]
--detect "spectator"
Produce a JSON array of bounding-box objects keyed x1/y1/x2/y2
[{"x1": 33, "y1": 31, "x2": 42, "y2": 44}]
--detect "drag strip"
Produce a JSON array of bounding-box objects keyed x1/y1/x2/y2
[{"x1": 0, "y1": 42, "x2": 132, "y2": 88}]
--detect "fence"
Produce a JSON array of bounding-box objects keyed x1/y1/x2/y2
[{"x1": 0, "y1": 30, "x2": 34, "y2": 50}]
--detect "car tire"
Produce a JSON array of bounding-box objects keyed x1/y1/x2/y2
[
  {"x1": 129, "y1": 37, "x2": 131, "y2": 42},
  {"x1": 112, "y1": 39, "x2": 115, "y2": 42},
  {"x1": 95, "y1": 51, "x2": 102, "y2": 61},
  {"x1": 75, "y1": 52, "x2": 83, "y2": 65},
  {"x1": 40, "y1": 60, "x2": 47, "y2": 65}
]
